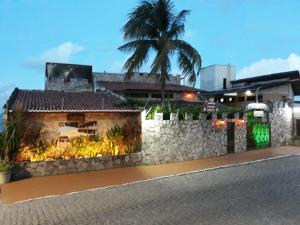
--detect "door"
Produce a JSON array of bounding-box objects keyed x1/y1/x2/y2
[{"x1": 227, "y1": 121, "x2": 235, "y2": 154}]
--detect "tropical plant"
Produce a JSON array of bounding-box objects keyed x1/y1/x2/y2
[
  {"x1": 2, "y1": 106, "x2": 25, "y2": 162},
  {"x1": 0, "y1": 160, "x2": 13, "y2": 172},
  {"x1": 146, "y1": 104, "x2": 164, "y2": 119},
  {"x1": 119, "y1": 0, "x2": 202, "y2": 107}
]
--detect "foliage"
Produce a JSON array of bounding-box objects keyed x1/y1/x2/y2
[
  {"x1": 146, "y1": 103, "x2": 203, "y2": 120},
  {"x1": 218, "y1": 105, "x2": 242, "y2": 114},
  {"x1": 146, "y1": 105, "x2": 164, "y2": 120},
  {"x1": 0, "y1": 160, "x2": 13, "y2": 172},
  {"x1": 119, "y1": 98, "x2": 147, "y2": 108},
  {"x1": 0, "y1": 133, "x2": 5, "y2": 160},
  {"x1": 17, "y1": 125, "x2": 140, "y2": 162},
  {"x1": 246, "y1": 111, "x2": 260, "y2": 126},
  {"x1": 106, "y1": 125, "x2": 129, "y2": 155},
  {"x1": 1, "y1": 105, "x2": 25, "y2": 162},
  {"x1": 119, "y1": 0, "x2": 202, "y2": 106}
]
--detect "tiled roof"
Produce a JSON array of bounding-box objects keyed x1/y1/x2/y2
[
  {"x1": 231, "y1": 70, "x2": 300, "y2": 84},
  {"x1": 204, "y1": 80, "x2": 292, "y2": 95},
  {"x1": 5, "y1": 88, "x2": 140, "y2": 112},
  {"x1": 98, "y1": 81, "x2": 204, "y2": 92}
]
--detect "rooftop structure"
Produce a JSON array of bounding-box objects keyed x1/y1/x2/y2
[
  {"x1": 203, "y1": 70, "x2": 300, "y2": 105},
  {"x1": 200, "y1": 64, "x2": 236, "y2": 91},
  {"x1": 45, "y1": 62, "x2": 203, "y2": 102}
]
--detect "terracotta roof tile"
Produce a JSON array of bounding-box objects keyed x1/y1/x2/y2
[{"x1": 6, "y1": 89, "x2": 140, "y2": 112}]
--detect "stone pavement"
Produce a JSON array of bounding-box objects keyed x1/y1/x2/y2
[
  {"x1": 1, "y1": 155, "x2": 300, "y2": 225},
  {"x1": 1, "y1": 146, "x2": 300, "y2": 204}
]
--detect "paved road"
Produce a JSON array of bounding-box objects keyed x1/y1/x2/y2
[{"x1": 1, "y1": 155, "x2": 300, "y2": 225}]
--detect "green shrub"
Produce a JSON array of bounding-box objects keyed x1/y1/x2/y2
[
  {"x1": 218, "y1": 105, "x2": 242, "y2": 114},
  {"x1": 146, "y1": 103, "x2": 204, "y2": 120}
]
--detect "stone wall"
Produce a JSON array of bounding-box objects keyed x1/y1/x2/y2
[
  {"x1": 141, "y1": 113, "x2": 228, "y2": 164},
  {"x1": 12, "y1": 153, "x2": 142, "y2": 180},
  {"x1": 93, "y1": 72, "x2": 181, "y2": 85},
  {"x1": 45, "y1": 78, "x2": 93, "y2": 92},
  {"x1": 270, "y1": 104, "x2": 293, "y2": 147},
  {"x1": 234, "y1": 115, "x2": 247, "y2": 153}
]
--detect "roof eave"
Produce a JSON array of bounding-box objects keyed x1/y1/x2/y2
[{"x1": 25, "y1": 109, "x2": 142, "y2": 113}]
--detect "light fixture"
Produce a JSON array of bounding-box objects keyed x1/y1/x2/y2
[
  {"x1": 220, "y1": 98, "x2": 224, "y2": 103},
  {"x1": 245, "y1": 90, "x2": 252, "y2": 96},
  {"x1": 186, "y1": 93, "x2": 192, "y2": 99},
  {"x1": 235, "y1": 119, "x2": 245, "y2": 126},
  {"x1": 229, "y1": 97, "x2": 232, "y2": 102}
]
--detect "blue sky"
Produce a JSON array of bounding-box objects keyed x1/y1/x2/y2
[{"x1": 1, "y1": 0, "x2": 300, "y2": 104}]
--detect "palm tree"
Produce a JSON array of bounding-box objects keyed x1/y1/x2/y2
[{"x1": 119, "y1": 0, "x2": 202, "y2": 107}]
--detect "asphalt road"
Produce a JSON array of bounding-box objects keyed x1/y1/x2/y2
[{"x1": 1, "y1": 155, "x2": 300, "y2": 225}]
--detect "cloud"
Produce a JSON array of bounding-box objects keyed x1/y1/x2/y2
[
  {"x1": 237, "y1": 53, "x2": 300, "y2": 79},
  {"x1": 0, "y1": 83, "x2": 16, "y2": 107},
  {"x1": 24, "y1": 42, "x2": 85, "y2": 70}
]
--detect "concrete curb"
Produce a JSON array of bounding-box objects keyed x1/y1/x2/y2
[{"x1": 8, "y1": 153, "x2": 300, "y2": 205}]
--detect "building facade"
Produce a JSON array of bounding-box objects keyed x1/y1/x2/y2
[{"x1": 45, "y1": 62, "x2": 204, "y2": 103}]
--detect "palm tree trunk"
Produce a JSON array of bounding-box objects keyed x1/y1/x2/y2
[{"x1": 161, "y1": 68, "x2": 166, "y2": 109}]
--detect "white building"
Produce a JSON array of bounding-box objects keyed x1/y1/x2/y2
[{"x1": 200, "y1": 64, "x2": 236, "y2": 91}]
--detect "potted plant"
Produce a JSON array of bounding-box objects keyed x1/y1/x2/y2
[
  {"x1": 0, "y1": 160, "x2": 13, "y2": 184},
  {"x1": 154, "y1": 105, "x2": 164, "y2": 120},
  {"x1": 168, "y1": 103, "x2": 178, "y2": 120}
]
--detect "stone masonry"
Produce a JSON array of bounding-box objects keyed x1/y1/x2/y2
[
  {"x1": 12, "y1": 153, "x2": 142, "y2": 180},
  {"x1": 270, "y1": 103, "x2": 293, "y2": 147},
  {"x1": 234, "y1": 114, "x2": 247, "y2": 153},
  {"x1": 45, "y1": 78, "x2": 93, "y2": 92},
  {"x1": 93, "y1": 72, "x2": 181, "y2": 85},
  {"x1": 141, "y1": 113, "x2": 228, "y2": 164}
]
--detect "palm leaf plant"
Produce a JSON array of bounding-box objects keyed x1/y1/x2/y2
[{"x1": 119, "y1": 0, "x2": 202, "y2": 108}]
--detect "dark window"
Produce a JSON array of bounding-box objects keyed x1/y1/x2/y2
[
  {"x1": 125, "y1": 93, "x2": 149, "y2": 98},
  {"x1": 152, "y1": 93, "x2": 161, "y2": 98},
  {"x1": 246, "y1": 96, "x2": 256, "y2": 101},
  {"x1": 228, "y1": 97, "x2": 235, "y2": 102},
  {"x1": 296, "y1": 120, "x2": 300, "y2": 136},
  {"x1": 238, "y1": 96, "x2": 245, "y2": 101},
  {"x1": 166, "y1": 93, "x2": 173, "y2": 99}
]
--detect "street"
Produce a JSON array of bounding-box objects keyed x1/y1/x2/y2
[{"x1": 1, "y1": 155, "x2": 300, "y2": 225}]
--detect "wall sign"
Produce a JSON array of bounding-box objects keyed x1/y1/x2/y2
[
  {"x1": 245, "y1": 103, "x2": 269, "y2": 112},
  {"x1": 254, "y1": 111, "x2": 264, "y2": 117},
  {"x1": 204, "y1": 101, "x2": 217, "y2": 113}
]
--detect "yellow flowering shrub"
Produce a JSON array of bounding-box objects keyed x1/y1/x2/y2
[{"x1": 17, "y1": 125, "x2": 141, "y2": 162}]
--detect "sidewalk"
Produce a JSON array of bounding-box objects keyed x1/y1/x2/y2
[{"x1": 1, "y1": 146, "x2": 300, "y2": 204}]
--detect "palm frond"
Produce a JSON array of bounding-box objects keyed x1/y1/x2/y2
[
  {"x1": 171, "y1": 40, "x2": 201, "y2": 74},
  {"x1": 122, "y1": 42, "x2": 152, "y2": 79},
  {"x1": 118, "y1": 40, "x2": 156, "y2": 52},
  {"x1": 122, "y1": 1, "x2": 159, "y2": 40},
  {"x1": 177, "y1": 50, "x2": 196, "y2": 86},
  {"x1": 168, "y1": 10, "x2": 190, "y2": 39}
]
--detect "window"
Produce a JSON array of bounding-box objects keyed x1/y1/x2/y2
[
  {"x1": 125, "y1": 93, "x2": 149, "y2": 98},
  {"x1": 58, "y1": 113, "x2": 97, "y2": 142},
  {"x1": 152, "y1": 93, "x2": 161, "y2": 98},
  {"x1": 166, "y1": 93, "x2": 173, "y2": 99},
  {"x1": 246, "y1": 96, "x2": 256, "y2": 101},
  {"x1": 238, "y1": 96, "x2": 245, "y2": 102}
]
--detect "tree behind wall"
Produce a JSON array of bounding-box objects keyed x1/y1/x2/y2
[{"x1": 119, "y1": 0, "x2": 202, "y2": 108}]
